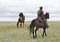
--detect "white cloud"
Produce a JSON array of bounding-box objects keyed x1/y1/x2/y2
[
  {"x1": 0, "y1": 0, "x2": 60, "y2": 21},
  {"x1": 0, "y1": 0, "x2": 60, "y2": 14}
]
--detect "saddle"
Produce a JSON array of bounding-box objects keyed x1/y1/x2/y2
[
  {"x1": 37, "y1": 17, "x2": 44, "y2": 23},
  {"x1": 37, "y1": 17, "x2": 49, "y2": 28}
]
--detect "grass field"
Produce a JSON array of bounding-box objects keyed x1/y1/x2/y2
[{"x1": 0, "y1": 21, "x2": 60, "y2": 42}]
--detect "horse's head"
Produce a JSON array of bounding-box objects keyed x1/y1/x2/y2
[{"x1": 45, "y1": 12, "x2": 49, "y2": 19}]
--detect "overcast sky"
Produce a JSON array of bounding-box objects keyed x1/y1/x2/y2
[
  {"x1": 0, "y1": 0, "x2": 60, "y2": 14},
  {"x1": 0, "y1": 0, "x2": 60, "y2": 21}
]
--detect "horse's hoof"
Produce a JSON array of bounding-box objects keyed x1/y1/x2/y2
[
  {"x1": 33, "y1": 36, "x2": 36, "y2": 38},
  {"x1": 45, "y1": 34, "x2": 47, "y2": 36},
  {"x1": 33, "y1": 36, "x2": 37, "y2": 38}
]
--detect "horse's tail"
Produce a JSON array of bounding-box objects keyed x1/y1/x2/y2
[{"x1": 29, "y1": 19, "x2": 35, "y2": 35}]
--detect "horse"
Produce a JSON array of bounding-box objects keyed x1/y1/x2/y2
[
  {"x1": 29, "y1": 12, "x2": 49, "y2": 38},
  {"x1": 17, "y1": 16, "x2": 25, "y2": 28}
]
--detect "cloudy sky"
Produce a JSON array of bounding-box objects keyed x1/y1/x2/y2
[{"x1": 0, "y1": 0, "x2": 60, "y2": 21}]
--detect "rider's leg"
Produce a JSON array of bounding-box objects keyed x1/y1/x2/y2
[{"x1": 37, "y1": 17, "x2": 44, "y2": 23}]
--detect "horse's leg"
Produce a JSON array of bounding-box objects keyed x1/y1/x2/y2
[
  {"x1": 22, "y1": 21, "x2": 24, "y2": 27},
  {"x1": 20, "y1": 22, "x2": 22, "y2": 27},
  {"x1": 23, "y1": 21, "x2": 24, "y2": 27},
  {"x1": 45, "y1": 28, "x2": 47, "y2": 36},
  {"x1": 42, "y1": 28, "x2": 45, "y2": 37},
  {"x1": 32, "y1": 27, "x2": 35, "y2": 38},
  {"x1": 42, "y1": 27, "x2": 46, "y2": 37},
  {"x1": 21, "y1": 22, "x2": 22, "y2": 27},
  {"x1": 35, "y1": 27, "x2": 39, "y2": 38},
  {"x1": 17, "y1": 22, "x2": 19, "y2": 28}
]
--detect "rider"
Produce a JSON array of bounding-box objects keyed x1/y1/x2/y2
[
  {"x1": 37, "y1": 6, "x2": 48, "y2": 27},
  {"x1": 37, "y1": 6, "x2": 44, "y2": 22},
  {"x1": 19, "y1": 12, "x2": 25, "y2": 20},
  {"x1": 19, "y1": 12, "x2": 23, "y2": 17}
]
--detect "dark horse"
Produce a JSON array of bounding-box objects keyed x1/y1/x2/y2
[
  {"x1": 29, "y1": 12, "x2": 49, "y2": 38},
  {"x1": 17, "y1": 16, "x2": 25, "y2": 28}
]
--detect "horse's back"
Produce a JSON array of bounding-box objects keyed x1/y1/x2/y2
[
  {"x1": 32, "y1": 18, "x2": 44, "y2": 28},
  {"x1": 18, "y1": 17, "x2": 24, "y2": 22}
]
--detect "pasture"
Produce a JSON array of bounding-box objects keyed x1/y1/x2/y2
[{"x1": 0, "y1": 21, "x2": 60, "y2": 42}]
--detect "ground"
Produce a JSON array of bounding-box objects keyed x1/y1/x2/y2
[{"x1": 0, "y1": 21, "x2": 60, "y2": 42}]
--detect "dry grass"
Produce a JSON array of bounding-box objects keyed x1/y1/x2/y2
[{"x1": 0, "y1": 21, "x2": 60, "y2": 42}]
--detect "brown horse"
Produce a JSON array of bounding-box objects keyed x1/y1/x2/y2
[
  {"x1": 17, "y1": 16, "x2": 25, "y2": 28},
  {"x1": 29, "y1": 12, "x2": 49, "y2": 38}
]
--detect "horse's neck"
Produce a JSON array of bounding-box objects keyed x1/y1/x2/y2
[
  {"x1": 44, "y1": 18, "x2": 47, "y2": 22},
  {"x1": 44, "y1": 15, "x2": 47, "y2": 21}
]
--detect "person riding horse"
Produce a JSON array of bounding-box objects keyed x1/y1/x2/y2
[
  {"x1": 19, "y1": 12, "x2": 23, "y2": 18},
  {"x1": 19, "y1": 12, "x2": 25, "y2": 20},
  {"x1": 37, "y1": 6, "x2": 48, "y2": 27},
  {"x1": 17, "y1": 12, "x2": 25, "y2": 28}
]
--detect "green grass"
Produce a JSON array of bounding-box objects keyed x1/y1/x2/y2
[{"x1": 0, "y1": 21, "x2": 60, "y2": 42}]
